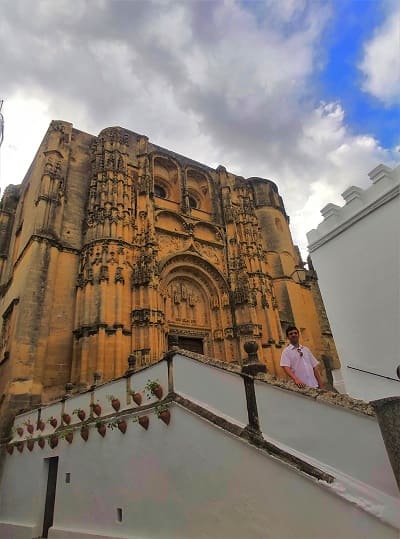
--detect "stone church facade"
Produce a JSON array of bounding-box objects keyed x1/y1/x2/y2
[{"x1": 0, "y1": 121, "x2": 339, "y2": 432}]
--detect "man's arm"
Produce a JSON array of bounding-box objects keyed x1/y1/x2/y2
[
  {"x1": 313, "y1": 366, "x2": 324, "y2": 389},
  {"x1": 282, "y1": 366, "x2": 306, "y2": 388}
]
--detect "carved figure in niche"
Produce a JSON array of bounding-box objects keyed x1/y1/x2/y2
[
  {"x1": 166, "y1": 279, "x2": 207, "y2": 327},
  {"x1": 106, "y1": 155, "x2": 114, "y2": 170},
  {"x1": 99, "y1": 265, "x2": 109, "y2": 281},
  {"x1": 115, "y1": 267, "x2": 124, "y2": 283}
]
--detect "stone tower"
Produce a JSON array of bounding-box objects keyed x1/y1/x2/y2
[{"x1": 0, "y1": 121, "x2": 340, "y2": 434}]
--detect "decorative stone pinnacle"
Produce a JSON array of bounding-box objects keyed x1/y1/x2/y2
[
  {"x1": 169, "y1": 335, "x2": 179, "y2": 350},
  {"x1": 244, "y1": 341, "x2": 259, "y2": 363},
  {"x1": 242, "y1": 341, "x2": 267, "y2": 376},
  {"x1": 93, "y1": 372, "x2": 101, "y2": 385},
  {"x1": 127, "y1": 354, "x2": 136, "y2": 372}
]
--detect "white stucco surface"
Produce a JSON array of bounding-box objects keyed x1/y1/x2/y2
[
  {"x1": 173, "y1": 354, "x2": 248, "y2": 426},
  {"x1": 1, "y1": 354, "x2": 399, "y2": 538},
  {"x1": 254, "y1": 381, "x2": 398, "y2": 497},
  {"x1": 1, "y1": 405, "x2": 398, "y2": 539},
  {"x1": 307, "y1": 164, "x2": 400, "y2": 401}
]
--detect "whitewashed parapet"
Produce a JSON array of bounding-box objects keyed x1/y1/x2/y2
[
  {"x1": 5, "y1": 359, "x2": 169, "y2": 452},
  {"x1": 307, "y1": 164, "x2": 400, "y2": 250},
  {"x1": 173, "y1": 353, "x2": 248, "y2": 427}
]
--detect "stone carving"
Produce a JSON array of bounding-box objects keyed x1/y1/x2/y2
[
  {"x1": 157, "y1": 233, "x2": 184, "y2": 257},
  {"x1": 194, "y1": 242, "x2": 223, "y2": 270},
  {"x1": 166, "y1": 279, "x2": 207, "y2": 327},
  {"x1": 131, "y1": 309, "x2": 165, "y2": 325}
]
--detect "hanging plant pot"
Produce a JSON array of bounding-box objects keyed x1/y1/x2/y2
[
  {"x1": 27, "y1": 439, "x2": 35, "y2": 451},
  {"x1": 80, "y1": 427, "x2": 89, "y2": 442},
  {"x1": 50, "y1": 418, "x2": 58, "y2": 428},
  {"x1": 65, "y1": 431, "x2": 74, "y2": 444},
  {"x1": 6, "y1": 444, "x2": 14, "y2": 455},
  {"x1": 16, "y1": 442, "x2": 24, "y2": 453},
  {"x1": 152, "y1": 385, "x2": 163, "y2": 400},
  {"x1": 111, "y1": 398, "x2": 121, "y2": 412},
  {"x1": 138, "y1": 416, "x2": 149, "y2": 430},
  {"x1": 37, "y1": 420, "x2": 45, "y2": 432},
  {"x1": 92, "y1": 404, "x2": 102, "y2": 417},
  {"x1": 49, "y1": 435, "x2": 58, "y2": 449},
  {"x1": 159, "y1": 409, "x2": 171, "y2": 426},
  {"x1": 62, "y1": 413, "x2": 71, "y2": 425},
  {"x1": 97, "y1": 424, "x2": 106, "y2": 437},
  {"x1": 132, "y1": 392, "x2": 142, "y2": 406},
  {"x1": 27, "y1": 424, "x2": 34, "y2": 434},
  {"x1": 16, "y1": 427, "x2": 24, "y2": 437},
  {"x1": 38, "y1": 438, "x2": 46, "y2": 449},
  {"x1": 117, "y1": 419, "x2": 127, "y2": 434},
  {"x1": 77, "y1": 410, "x2": 86, "y2": 421}
]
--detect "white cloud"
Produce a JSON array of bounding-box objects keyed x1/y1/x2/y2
[
  {"x1": 359, "y1": 3, "x2": 400, "y2": 105},
  {"x1": 0, "y1": 0, "x2": 398, "y2": 262}
]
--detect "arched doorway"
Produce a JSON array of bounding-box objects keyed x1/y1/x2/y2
[{"x1": 159, "y1": 254, "x2": 235, "y2": 362}]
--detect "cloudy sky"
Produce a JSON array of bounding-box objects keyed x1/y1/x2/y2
[{"x1": 0, "y1": 0, "x2": 399, "y2": 257}]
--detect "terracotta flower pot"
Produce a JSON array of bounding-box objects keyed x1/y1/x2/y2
[
  {"x1": 117, "y1": 420, "x2": 127, "y2": 434},
  {"x1": 65, "y1": 432, "x2": 74, "y2": 444},
  {"x1": 111, "y1": 398, "x2": 121, "y2": 412},
  {"x1": 16, "y1": 427, "x2": 24, "y2": 437},
  {"x1": 132, "y1": 392, "x2": 142, "y2": 406},
  {"x1": 97, "y1": 424, "x2": 106, "y2": 437},
  {"x1": 27, "y1": 424, "x2": 34, "y2": 434},
  {"x1": 159, "y1": 409, "x2": 171, "y2": 425},
  {"x1": 80, "y1": 427, "x2": 89, "y2": 442},
  {"x1": 49, "y1": 436, "x2": 58, "y2": 449},
  {"x1": 152, "y1": 385, "x2": 163, "y2": 400},
  {"x1": 38, "y1": 438, "x2": 46, "y2": 449},
  {"x1": 37, "y1": 420, "x2": 45, "y2": 431},
  {"x1": 77, "y1": 410, "x2": 86, "y2": 421},
  {"x1": 62, "y1": 413, "x2": 71, "y2": 425},
  {"x1": 17, "y1": 442, "x2": 24, "y2": 453},
  {"x1": 6, "y1": 444, "x2": 14, "y2": 455},
  {"x1": 92, "y1": 404, "x2": 102, "y2": 417},
  {"x1": 50, "y1": 418, "x2": 58, "y2": 428},
  {"x1": 138, "y1": 416, "x2": 149, "y2": 430},
  {"x1": 27, "y1": 439, "x2": 35, "y2": 451}
]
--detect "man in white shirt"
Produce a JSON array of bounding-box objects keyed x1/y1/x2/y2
[{"x1": 280, "y1": 326, "x2": 324, "y2": 389}]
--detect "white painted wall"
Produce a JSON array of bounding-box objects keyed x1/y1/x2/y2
[
  {"x1": 307, "y1": 164, "x2": 400, "y2": 401},
  {"x1": 1, "y1": 355, "x2": 399, "y2": 539},
  {"x1": 0, "y1": 405, "x2": 398, "y2": 539},
  {"x1": 254, "y1": 381, "x2": 398, "y2": 497},
  {"x1": 173, "y1": 354, "x2": 248, "y2": 426}
]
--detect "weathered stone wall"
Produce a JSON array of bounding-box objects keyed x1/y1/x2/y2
[{"x1": 0, "y1": 121, "x2": 340, "y2": 436}]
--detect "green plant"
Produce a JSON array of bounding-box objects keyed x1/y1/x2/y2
[
  {"x1": 145, "y1": 379, "x2": 163, "y2": 400},
  {"x1": 145, "y1": 380, "x2": 160, "y2": 392},
  {"x1": 154, "y1": 403, "x2": 169, "y2": 417}
]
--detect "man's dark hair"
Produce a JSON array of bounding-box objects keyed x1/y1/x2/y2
[{"x1": 286, "y1": 326, "x2": 299, "y2": 337}]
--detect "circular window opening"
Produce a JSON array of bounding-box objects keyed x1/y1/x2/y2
[
  {"x1": 188, "y1": 196, "x2": 198, "y2": 209},
  {"x1": 154, "y1": 185, "x2": 167, "y2": 199}
]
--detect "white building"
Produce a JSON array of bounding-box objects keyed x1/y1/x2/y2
[
  {"x1": 307, "y1": 164, "x2": 400, "y2": 401},
  {"x1": 0, "y1": 350, "x2": 399, "y2": 539}
]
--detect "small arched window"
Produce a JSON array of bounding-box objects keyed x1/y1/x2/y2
[
  {"x1": 188, "y1": 195, "x2": 198, "y2": 209},
  {"x1": 154, "y1": 184, "x2": 167, "y2": 199}
]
